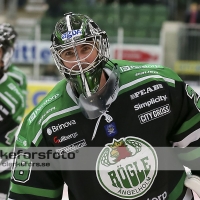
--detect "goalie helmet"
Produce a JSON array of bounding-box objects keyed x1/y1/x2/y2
[
  {"x1": 0, "y1": 23, "x2": 18, "y2": 45},
  {"x1": 50, "y1": 13, "x2": 119, "y2": 119},
  {"x1": 0, "y1": 29, "x2": 14, "y2": 70}
]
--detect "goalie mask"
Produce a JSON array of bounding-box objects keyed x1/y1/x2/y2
[{"x1": 50, "y1": 13, "x2": 119, "y2": 119}]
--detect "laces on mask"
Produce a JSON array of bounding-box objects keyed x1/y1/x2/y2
[{"x1": 92, "y1": 111, "x2": 113, "y2": 140}]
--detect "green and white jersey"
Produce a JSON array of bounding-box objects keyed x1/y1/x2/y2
[
  {"x1": 0, "y1": 73, "x2": 26, "y2": 194},
  {"x1": 6, "y1": 64, "x2": 27, "y2": 99},
  {"x1": 0, "y1": 73, "x2": 25, "y2": 144},
  {"x1": 8, "y1": 60, "x2": 200, "y2": 200}
]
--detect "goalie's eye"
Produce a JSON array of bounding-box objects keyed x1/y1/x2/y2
[{"x1": 61, "y1": 49, "x2": 75, "y2": 58}]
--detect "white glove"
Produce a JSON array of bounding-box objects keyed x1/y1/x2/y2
[{"x1": 184, "y1": 175, "x2": 200, "y2": 197}]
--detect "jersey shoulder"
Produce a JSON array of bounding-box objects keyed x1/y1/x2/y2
[
  {"x1": 26, "y1": 79, "x2": 67, "y2": 125},
  {"x1": 7, "y1": 64, "x2": 26, "y2": 78},
  {"x1": 0, "y1": 74, "x2": 26, "y2": 123},
  {"x1": 1, "y1": 74, "x2": 25, "y2": 105},
  {"x1": 17, "y1": 79, "x2": 78, "y2": 147},
  {"x1": 111, "y1": 59, "x2": 182, "y2": 85},
  {"x1": 7, "y1": 64, "x2": 27, "y2": 89}
]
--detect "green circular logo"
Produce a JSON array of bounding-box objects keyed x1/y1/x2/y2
[{"x1": 96, "y1": 137, "x2": 158, "y2": 199}]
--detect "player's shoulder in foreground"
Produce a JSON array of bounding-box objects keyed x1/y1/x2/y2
[
  {"x1": 7, "y1": 64, "x2": 27, "y2": 87},
  {"x1": 0, "y1": 74, "x2": 25, "y2": 124},
  {"x1": 112, "y1": 59, "x2": 183, "y2": 84},
  {"x1": 7, "y1": 64, "x2": 26, "y2": 77},
  {"x1": 0, "y1": 73, "x2": 25, "y2": 106}
]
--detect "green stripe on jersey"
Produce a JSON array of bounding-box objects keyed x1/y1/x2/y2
[
  {"x1": 176, "y1": 113, "x2": 200, "y2": 135},
  {"x1": 168, "y1": 173, "x2": 186, "y2": 200},
  {"x1": 0, "y1": 172, "x2": 11, "y2": 179},
  {"x1": 0, "y1": 142, "x2": 13, "y2": 148},
  {"x1": 11, "y1": 183, "x2": 63, "y2": 198},
  {"x1": 119, "y1": 75, "x2": 175, "y2": 95},
  {"x1": 7, "y1": 64, "x2": 27, "y2": 92},
  {"x1": 0, "y1": 92, "x2": 16, "y2": 114}
]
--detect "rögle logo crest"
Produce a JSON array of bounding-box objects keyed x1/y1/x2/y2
[{"x1": 96, "y1": 137, "x2": 158, "y2": 199}]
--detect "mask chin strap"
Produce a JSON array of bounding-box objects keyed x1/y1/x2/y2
[{"x1": 91, "y1": 111, "x2": 113, "y2": 141}]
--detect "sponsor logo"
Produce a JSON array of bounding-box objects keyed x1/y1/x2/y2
[
  {"x1": 16, "y1": 135, "x2": 27, "y2": 147},
  {"x1": 61, "y1": 29, "x2": 82, "y2": 41},
  {"x1": 38, "y1": 107, "x2": 56, "y2": 125},
  {"x1": 147, "y1": 191, "x2": 167, "y2": 200},
  {"x1": 130, "y1": 84, "x2": 163, "y2": 100},
  {"x1": 28, "y1": 94, "x2": 59, "y2": 125},
  {"x1": 51, "y1": 120, "x2": 76, "y2": 133},
  {"x1": 135, "y1": 71, "x2": 159, "y2": 76},
  {"x1": 56, "y1": 139, "x2": 87, "y2": 154},
  {"x1": 134, "y1": 95, "x2": 167, "y2": 111},
  {"x1": 138, "y1": 104, "x2": 171, "y2": 124},
  {"x1": 120, "y1": 65, "x2": 163, "y2": 72},
  {"x1": 0, "y1": 105, "x2": 9, "y2": 115},
  {"x1": 96, "y1": 137, "x2": 158, "y2": 199},
  {"x1": 54, "y1": 132, "x2": 78, "y2": 143}
]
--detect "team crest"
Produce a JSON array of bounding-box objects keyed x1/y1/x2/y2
[
  {"x1": 96, "y1": 136, "x2": 158, "y2": 199},
  {"x1": 104, "y1": 122, "x2": 118, "y2": 137}
]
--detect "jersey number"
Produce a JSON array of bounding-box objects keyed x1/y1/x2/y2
[{"x1": 12, "y1": 154, "x2": 32, "y2": 183}]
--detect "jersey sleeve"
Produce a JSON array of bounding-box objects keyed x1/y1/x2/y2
[
  {"x1": 7, "y1": 65, "x2": 28, "y2": 102},
  {"x1": 0, "y1": 107, "x2": 19, "y2": 146},
  {"x1": 0, "y1": 101, "x2": 25, "y2": 146},
  {"x1": 0, "y1": 76, "x2": 26, "y2": 196},
  {"x1": 0, "y1": 76, "x2": 25, "y2": 145},
  {"x1": 7, "y1": 112, "x2": 64, "y2": 200},
  {"x1": 169, "y1": 79, "x2": 200, "y2": 176},
  {"x1": 9, "y1": 167, "x2": 64, "y2": 200}
]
